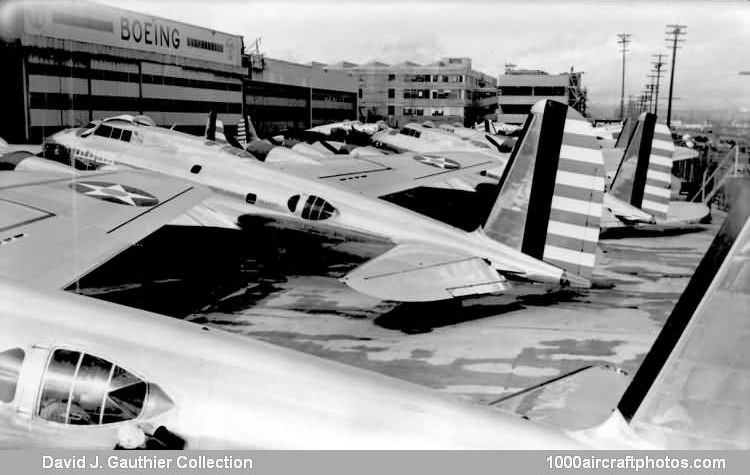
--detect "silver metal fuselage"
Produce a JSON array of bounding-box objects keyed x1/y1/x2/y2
[
  {"x1": 47, "y1": 125, "x2": 565, "y2": 287},
  {"x1": 0, "y1": 280, "x2": 584, "y2": 449}
]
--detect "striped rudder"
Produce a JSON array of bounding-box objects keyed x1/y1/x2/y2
[
  {"x1": 609, "y1": 113, "x2": 673, "y2": 221},
  {"x1": 204, "y1": 111, "x2": 228, "y2": 144},
  {"x1": 236, "y1": 116, "x2": 248, "y2": 148},
  {"x1": 483, "y1": 100, "x2": 604, "y2": 281},
  {"x1": 641, "y1": 123, "x2": 673, "y2": 221}
]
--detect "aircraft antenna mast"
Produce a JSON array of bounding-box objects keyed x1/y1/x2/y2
[
  {"x1": 617, "y1": 33, "x2": 631, "y2": 120},
  {"x1": 665, "y1": 24, "x2": 686, "y2": 128}
]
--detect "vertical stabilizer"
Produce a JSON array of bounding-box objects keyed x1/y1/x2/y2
[
  {"x1": 609, "y1": 113, "x2": 673, "y2": 221},
  {"x1": 617, "y1": 179, "x2": 750, "y2": 448},
  {"x1": 483, "y1": 100, "x2": 605, "y2": 281}
]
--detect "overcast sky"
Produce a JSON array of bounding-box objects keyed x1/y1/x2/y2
[{"x1": 99, "y1": 0, "x2": 750, "y2": 112}]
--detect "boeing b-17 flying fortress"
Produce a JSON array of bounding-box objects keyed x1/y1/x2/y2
[{"x1": 0, "y1": 0, "x2": 749, "y2": 453}]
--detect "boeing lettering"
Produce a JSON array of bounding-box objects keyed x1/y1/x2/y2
[{"x1": 121, "y1": 18, "x2": 180, "y2": 49}]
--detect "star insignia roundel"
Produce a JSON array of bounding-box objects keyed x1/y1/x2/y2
[
  {"x1": 70, "y1": 181, "x2": 159, "y2": 207},
  {"x1": 413, "y1": 154, "x2": 461, "y2": 170}
]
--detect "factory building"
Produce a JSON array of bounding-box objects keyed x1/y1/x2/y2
[
  {"x1": 497, "y1": 66, "x2": 587, "y2": 124},
  {"x1": 245, "y1": 55, "x2": 357, "y2": 137},
  {"x1": 0, "y1": 0, "x2": 245, "y2": 142},
  {"x1": 0, "y1": 0, "x2": 358, "y2": 144},
  {"x1": 326, "y1": 57, "x2": 497, "y2": 127}
]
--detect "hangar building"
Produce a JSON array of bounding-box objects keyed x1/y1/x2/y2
[{"x1": 0, "y1": 0, "x2": 357, "y2": 143}]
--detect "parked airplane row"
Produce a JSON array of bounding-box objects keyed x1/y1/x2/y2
[{"x1": 1, "y1": 100, "x2": 739, "y2": 449}]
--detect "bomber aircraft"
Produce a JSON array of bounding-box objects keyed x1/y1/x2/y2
[
  {"x1": 35, "y1": 100, "x2": 605, "y2": 302},
  {"x1": 1, "y1": 160, "x2": 748, "y2": 448}
]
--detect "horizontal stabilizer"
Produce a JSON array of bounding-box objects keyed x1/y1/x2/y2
[{"x1": 341, "y1": 243, "x2": 508, "y2": 302}]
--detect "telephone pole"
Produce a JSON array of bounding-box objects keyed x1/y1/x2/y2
[
  {"x1": 649, "y1": 53, "x2": 667, "y2": 117},
  {"x1": 665, "y1": 24, "x2": 687, "y2": 128},
  {"x1": 617, "y1": 33, "x2": 631, "y2": 120}
]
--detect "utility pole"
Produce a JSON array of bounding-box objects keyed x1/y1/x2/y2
[
  {"x1": 665, "y1": 24, "x2": 687, "y2": 128},
  {"x1": 617, "y1": 33, "x2": 631, "y2": 120},
  {"x1": 649, "y1": 53, "x2": 667, "y2": 117}
]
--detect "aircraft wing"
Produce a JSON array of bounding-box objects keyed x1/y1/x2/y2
[
  {"x1": 270, "y1": 151, "x2": 499, "y2": 197},
  {"x1": 0, "y1": 169, "x2": 210, "y2": 290}
]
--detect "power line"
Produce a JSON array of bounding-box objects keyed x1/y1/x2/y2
[
  {"x1": 649, "y1": 53, "x2": 667, "y2": 117},
  {"x1": 617, "y1": 33, "x2": 631, "y2": 120},
  {"x1": 665, "y1": 24, "x2": 687, "y2": 128}
]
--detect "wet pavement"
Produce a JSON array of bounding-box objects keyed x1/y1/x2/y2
[{"x1": 74, "y1": 211, "x2": 724, "y2": 424}]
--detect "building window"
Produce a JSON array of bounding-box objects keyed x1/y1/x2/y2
[
  {"x1": 388, "y1": 74, "x2": 396, "y2": 81},
  {"x1": 403, "y1": 89, "x2": 430, "y2": 99},
  {"x1": 533, "y1": 86, "x2": 566, "y2": 96},
  {"x1": 387, "y1": 105, "x2": 395, "y2": 115},
  {"x1": 388, "y1": 89, "x2": 395, "y2": 99},
  {"x1": 358, "y1": 89, "x2": 363, "y2": 99},
  {"x1": 500, "y1": 104, "x2": 533, "y2": 115},
  {"x1": 448, "y1": 75, "x2": 463, "y2": 83},
  {"x1": 499, "y1": 86, "x2": 533, "y2": 96}
]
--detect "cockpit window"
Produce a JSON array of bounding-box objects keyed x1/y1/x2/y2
[
  {"x1": 38, "y1": 349, "x2": 147, "y2": 425},
  {"x1": 399, "y1": 127, "x2": 421, "y2": 138},
  {"x1": 0, "y1": 348, "x2": 25, "y2": 403},
  {"x1": 91, "y1": 124, "x2": 134, "y2": 143}
]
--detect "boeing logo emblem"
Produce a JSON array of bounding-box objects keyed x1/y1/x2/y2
[
  {"x1": 413, "y1": 154, "x2": 460, "y2": 170},
  {"x1": 71, "y1": 182, "x2": 159, "y2": 207}
]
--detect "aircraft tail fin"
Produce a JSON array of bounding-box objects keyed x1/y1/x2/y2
[
  {"x1": 482, "y1": 100, "x2": 605, "y2": 282},
  {"x1": 615, "y1": 178, "x2": 750, "y2": 448},
  {"x1": 484, "y1": 119, "x2": 497, "y2": 135},
  {"x1": 204, "y1": 111, "x2": 228, "y2": 144},
  {"x1": 614, "y1": 116, "x2": 637, "y2": 149},
  {"x1": 609, "y1": 113, "x2": 673, "y2": 221}
]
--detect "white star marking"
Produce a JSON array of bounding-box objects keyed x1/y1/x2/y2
[
  {"x1": 416, "y1": 155, "x2": 460, "y2": 169},
  {"x1": 75, "y1": 182, "x2": 157, "y2": 206}
]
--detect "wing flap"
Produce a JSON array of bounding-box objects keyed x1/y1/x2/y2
[
  {"x1": 341, "y1": 243, "x2": 508, "y2": 302},
  {"x1": 0, "y1": 170, "x2": 210, "y2": 289}
]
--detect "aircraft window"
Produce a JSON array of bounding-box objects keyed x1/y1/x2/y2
[
  {"x1": 38, "y1": 349, "x2": 147, "y2": 425},
  {"x1": 0, "y1": 348, "x2": 25, "y2": 403},
  {"x1": 246, "y1": 193, "x2": 257, "y2": 204},
  {"x1": 191, "y1": 165, "x2": 202, "y2": 174},
  {"x1": 93, "y1": 124, "x2": 113, "y2": 138},
  {"x1": 38, "y1": 349, "x2": 80, "y2": 424},
  {"x1": 300, "y1": 195, "x2": 336, "y2": 221},
  {"x1": 287, "y1": 195, "x2": 300, "y2": 213},
  {"x1": 67, "y1": 353, "x2": 111, "y2": 425},
  {"x1": 110, "y1": 128, "x2": 123, "y2": 141},
  {"x1": 101, "y1": 366, "x2": 147, "y2": 424},
  {"x1": 121, "y1": 130, "x2": 133, "y2": 142},
  {"x1": 399, "y1": 128, "x2": 421, "y2": 138}
]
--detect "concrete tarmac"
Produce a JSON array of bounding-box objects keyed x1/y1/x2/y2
[{"x1": 76, "y1": 213, "x2": 723, "y2": 427}]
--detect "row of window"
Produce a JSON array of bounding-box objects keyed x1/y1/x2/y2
[
  {"x1": 499, "y1": 86, "x2": 567, "y2": 96},
  {"x1": 387, "y1": 107, "x2": 464, "y2": 117},
  {"x1": 388, "y1": 74, "x2": 464, "y2": 83},
  {"x1": 0, "y1": 348, "x2": 147, "y2": 426},
  {"x1": 394, "y1": 89, "x2": 465, "y2": 100},
  {"x1": 92, "y1": 124, "x2": 137, "y2": 143}
]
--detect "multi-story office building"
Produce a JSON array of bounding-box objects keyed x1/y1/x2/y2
[
  {"x1": 326, "y1": 57, "x2": 497, "y2": 126},
  {"x1": 497, "y1": 67, "x2": 587, "y2": 124}
]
